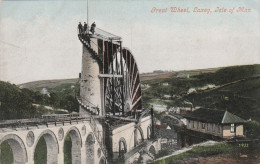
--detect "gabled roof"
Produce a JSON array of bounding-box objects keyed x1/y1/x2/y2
[
  {"x1": 184, "y1": 108, "x2": 246, "y2": 124},
  {"x1": 221, "y1": 111, "x2": 246, "y2": 124}
]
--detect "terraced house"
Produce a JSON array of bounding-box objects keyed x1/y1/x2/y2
[{"x1": 184, "y1": 108, "x2": 246, "y2": 139}]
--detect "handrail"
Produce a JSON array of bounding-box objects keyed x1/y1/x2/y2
[
  {"x1": 78, "y1": 96, "x2": 97, "y2": 109},
  {"x1": 78, "y1": 35, "x2": 103, "y2": 69},
  {"x1": 79, "y1": 32, "x2": 119, "y2": 55},
  {"x1": 95, "y1": 27, "x2": 121, "y2": 40},
  {"x1": 0, "y1": 114, "x2": 91, "y2": 127},
  {"x1": 89, "y1": 116, "x2": 107, "y2": 157}
]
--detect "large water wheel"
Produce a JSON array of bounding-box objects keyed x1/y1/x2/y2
[{"x1": 105, "y1": 47, "x2": 142, "y2": 117}]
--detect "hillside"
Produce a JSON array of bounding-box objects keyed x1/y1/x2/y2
[
  {"x1": 142, "y1": 64, "x2": 260, "y2": 117},
  {"x1": 0, "y1": 81, "x2": 41, "y2": 119},
  {"x1": 3, "y1": 64, "x2": 260, "y2": 122},
  {"x1": 16, "y1": 67, "x2": 220, "y2": 89},
  {"x1": 0, "y1": 81, "x2": 79, "y2": 120},
  {"x1": 18, "y1": 78, "x2": 79, "y2": 90}
]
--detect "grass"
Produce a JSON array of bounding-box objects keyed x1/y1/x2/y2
[{"x1": 151, "y1": 143, "x2": 238, "y2": 164}]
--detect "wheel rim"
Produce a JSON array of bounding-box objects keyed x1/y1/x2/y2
[{"x1": 105, "y1": 48, "x2": 142, "y2": 116}]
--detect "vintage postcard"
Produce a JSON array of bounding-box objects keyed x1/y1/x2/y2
[{"x1": 0, "y1": 0, "x2": 259, "y2": 164}]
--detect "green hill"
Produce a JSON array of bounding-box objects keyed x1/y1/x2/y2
[
  {"x1": 18, "y1": 78, "x2": 79, "y2": 90},
  {"x1": 0, "y1": 81, "x2": 79, "y2": 120},
  {"x1": 0, "y1": 81, "x2": 39, "y2": 119},
  {"x1": 142, "y1": 64, "x2": 260, "y2": 118}
]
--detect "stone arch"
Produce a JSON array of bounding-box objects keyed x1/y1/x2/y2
[
  {"x1": 64, "y1": 126, "x2": 82, "y2": 164},
  {"x1": 85, "y1": 133, "x2": 95, "y2": 164},
  {"x1": 0, "y1": 134, "x2": 28, "y2": 164},
  {"x1": 148, "y1": 145, "x2": 156, "y2": 156},
  {"x1": 33, "y1": 129, "x2": 59, "y2": 164},
  {"x1": 99, "y1": 156, "x2": 106, "y2": 164},
  {"x1": 134, "y1": 126, "x2": 144, "y2": 147},
  {"x1": 118, "y1": 137, "x2": 127, "y2": 158}
]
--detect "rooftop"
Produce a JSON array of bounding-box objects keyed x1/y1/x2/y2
[
  {"x1": 184, "y1": 108, "x2": 246, "y2": 124},
  {"x1": 94, "y1": 27, "x2": 121, "y2": 40}
]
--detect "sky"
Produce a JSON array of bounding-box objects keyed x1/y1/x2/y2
[{"x1": 0, "y1": 0, "x2": 259, "y2": 84}]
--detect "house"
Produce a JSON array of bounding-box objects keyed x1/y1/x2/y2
[
  {"x1": 184, "y1": 108, "x2": 246, "y2": 139},
  {"x1": 163, "y1": 94, "x2": 172, "y2": 100},
  {"x1": 154, "y1": 124, "x2": 178, "y2": 150},
  {"x1": 177, "y1": 73, "x2": 190, "y2": 78},
  {"x1": 40, "y1": 88, "x2": 50, "y2": 96},
  {"x1": 152, "y1": 104, "x2": 167, "y2": 112},
  {"x1": 162, "y1": 82, "x2": 169, "y2": 86}
]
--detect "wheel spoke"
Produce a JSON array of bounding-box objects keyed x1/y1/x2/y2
[
  {"x1": 131, "y1": 71, "x2": 139, "y2": 97},
  {"x1": 105, "y1": 48, "x2": 142, "y2": 116},
  {"x1": 131, "y1": 96, "x2": 142, "y2": 110},
  {"x1": 132, "y1": 83, "x2": 141, "y2": 104}
]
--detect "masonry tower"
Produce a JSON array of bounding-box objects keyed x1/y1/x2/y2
[{"x1": 78, "y1": 26, "x2": 143, "y2": 118}]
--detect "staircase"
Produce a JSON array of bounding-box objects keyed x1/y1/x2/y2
[
  {"x1": 78, "y1": 33, "x2": 108, "y2": 161},
  {"x1": 78, "y1": 97, "x2": 100, "y2": 115},
  {"x1": 89, "y1": 116, "x2": 107, "y2": 158},
  {"x1": 78, "y1": 34, "x2": 103, "y2": 70},
  {"x1": 78, "y1": 98, "x2": 107, "y2": 160},
  {"x1": 145, "y1": 151, "x2": 155, "y2": 160}
]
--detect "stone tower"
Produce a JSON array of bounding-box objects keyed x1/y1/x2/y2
[
  {"x1": 79, "y1": 36, "x2": 103, "y2": 115},
  {"x1": 78, "y1": 27, "x2": 142, "y2": 118}
]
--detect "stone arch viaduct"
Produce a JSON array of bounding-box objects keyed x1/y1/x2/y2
[
  {"x1": 0, "y1": 114, "x2": 156, "y2": 164},
  {"x1": 0, "y1": 116, "x2": 107, "y2": 164}
]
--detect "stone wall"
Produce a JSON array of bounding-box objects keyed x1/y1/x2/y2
[
  {"x1": 223, "y1": 125, "x2": 234, "y2": 138},
  {"x1": 223, "y1": 124, "x2": 244, "y2": 138},
  {"x1": 186, "y1": 119, "x2": 223, "y2": 137},
  {"x1": 236, "y1": 125, "x2": 243, "y2": 136},
  {"x1": 111, "y1": 116, "x2": 152, "y2": 158},
  {"x1": 0, "y1": 121, "x2": 105, "y2": 164}
]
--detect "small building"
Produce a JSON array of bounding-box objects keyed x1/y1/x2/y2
[
  {"x1": 162, "y1": 82, "x2": 169, "y2": 86},
  {"x1": 184, "y1": 108, "x2": 246, "y2": 139},
  {"x1": 177, "y1": 73, "x2": 190, "y2": 78},
  {"x1": 154, "y1": 124, "x2": 178, "y2": 150},
  {"x1": 141, "y1": 84, "x2": 150, "y2": 88},
  {"x1": 152, "y1": 104, "x2": 167, "y2": 112},
  {"x1": 163, "y1": 94, "x2": 171, "y2": 100},
  {"x1": 40, "y1": 88, "x2": 50, "y2": 96}
]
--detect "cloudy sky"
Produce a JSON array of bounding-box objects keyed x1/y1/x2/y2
[{"x1": 0, "y1": 0, "x2": 259, "y2": 84}]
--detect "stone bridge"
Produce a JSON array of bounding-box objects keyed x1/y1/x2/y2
[
  {"x1": 0, "y1": 114, "x2": 158, "y2": 164},
  {"x1": 0, "y1": 114, "x2": 106, "y2": 164}
]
